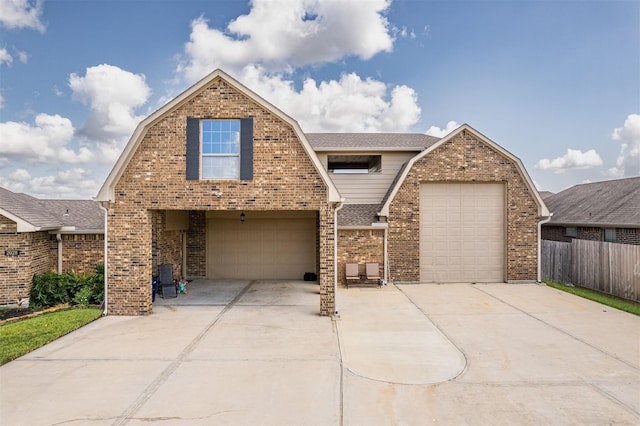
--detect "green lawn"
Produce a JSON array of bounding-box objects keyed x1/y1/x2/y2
[
  {"x1": 0, "y1": 308, "x2": 102, "y2": 365},
  {"x1": 545, "y1": 281, "x2": 640, "y2": 316}
]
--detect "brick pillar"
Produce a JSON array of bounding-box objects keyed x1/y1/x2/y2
[{"x1": 319, "y1": 204, "x2": 335, "y2": 316}]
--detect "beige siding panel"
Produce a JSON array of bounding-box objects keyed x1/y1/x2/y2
[
  {"x1": 206, "y1": 217, "x2": 316, "y2": 279},
  {"x1": 420, "y1": 183, "x2": 505, "y2": 282},
  {"x1": 320, "y1": 152, "x2": 416, "y2": 204}
]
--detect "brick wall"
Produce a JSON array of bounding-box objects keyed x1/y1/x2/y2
[
  {"x1": 388, "y1": 129, "x2": 540, "y2": 282},
  {"x1": 0, "y1": 230, "x2": 53, "y2": 304},
  {"x1": 151, "y1": 210, "x2": 184, "y2": 280},
  {"x1": 337, "y1": 229, "x2": 384, "y2": 285},
  {"x1": 616, "y1": 228, "x2": 640, "y2": 245},
  {"x1": 107, "y1": 77, "x2": 334, "y2": 315},
  {"x1": 49, "y1": 234, "x2": 104, "y2": 275}
]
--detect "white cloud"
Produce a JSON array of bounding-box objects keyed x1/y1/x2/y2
[
  {"x1": 239, "y1": 66, "x2": 420, "y2": 132},
  {"x1": 0, "y1": 113, "x2": 96, "y2": 163},
  {"x1": 0, "y1": 0, "x2": 45, "y2": 32},
  {"x1": 17, "y1": 50, "x2": 27, "y2": 63},
  {"x1": 178, "y1": 0, "x2": 393, "y2": 82},
  {"x1": 0, "y1": 167, "x2": 101, "y2": 199},
  {"x1": 535, "y1": 148, "x2": 603, "y2": 173},
  {"x1": 606, "y1": 113, "x2": 640, "y2": 178},
  {"x1": 0, "y1": 92, "x2": 4, "y2": 109},
  {"x1": 425, "y1": 120, "x2": 461, "y2": 137},
  {"x1": 0, "y1": 48, "x2": 13, "y2": 66},
  {"x1": 69, "y1": 64, "x2": 151, "y2": 142}
]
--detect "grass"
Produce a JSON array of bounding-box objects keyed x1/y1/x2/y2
[
  {"x1": 545, "y1": 280, "x2": 640, "y2": 316},
  {"x1": 0, "y1": 307, "x2": 102, "y2": 365}
]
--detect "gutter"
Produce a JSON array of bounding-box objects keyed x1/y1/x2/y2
[
  {"x1": 333, "y1": 199, "x2": 345, "y2": 316},
  {"x1": 98, "y1": 202, "x2": 109, "y2": 316},
  {"x1": 56, "y1": 233, "x2": 63, "y2": 274},
  {"x1": 537, "y1": 213, "x2": 553, "y2": 282}
]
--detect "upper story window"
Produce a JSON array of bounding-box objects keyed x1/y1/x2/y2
[
  {"x1": 604, "y1": 228, "x2": 616, "y2": 243},
  {"x1": 201, "y1": 119, "x2": 240, "y2": 179},
  {"x1": 328, "y1": 155, "x2": 381, "y2": 174},
  {"x1": 186, "y1": 117, "x2": 253, "y2": 181}
]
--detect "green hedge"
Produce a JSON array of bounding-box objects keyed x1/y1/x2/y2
[{"x1": 29, "y1": 265, "x2": 104, "y2": 309}]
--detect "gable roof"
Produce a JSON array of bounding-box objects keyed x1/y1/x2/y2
[
  {"x1": 378, "y1": 124, "x2": 550, "y2": 217},
  {"x1": 96, "y1": 69, "x2": 341, "y2": 203},
  {"x1": 307, "y1": 133, "x2": 440, "y2": 151},
  {"x1": 0, "y1": 187, "x2": 103, "y2": 233},
  {"x1": 544, "y1": 177, "x2": 640, "y2": 228},
  {"x1": 337, "y1": 204, "x2": 381, "y2": 227}
]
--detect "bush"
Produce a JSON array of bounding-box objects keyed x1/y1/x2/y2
[{"x1": 29, "y1": 266, "x2": 104, "y2": 309}]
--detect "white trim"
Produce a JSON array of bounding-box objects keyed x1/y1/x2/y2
[
  {"x1": 96, "y1": 69, "x2": 341, "y2": 203},
  {"x1": 378, "y1": 124, "x2": 549, "y2": 217}
]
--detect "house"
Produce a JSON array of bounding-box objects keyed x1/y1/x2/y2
[
  {"x1": 542, "y1": 177, "x2": 640, "y2": 245},
  {"x1": 0, "y1": 187, "x2": 104, "y2": 305},
  {"x1": 95, "y1": 69, "x2": 549, "y2": 316}
]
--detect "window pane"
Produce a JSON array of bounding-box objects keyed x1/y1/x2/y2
[{"x1": 202, "y1": 156, "x2": 239, "y2": 179}]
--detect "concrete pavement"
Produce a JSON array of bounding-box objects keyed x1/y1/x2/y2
[{"x1": 1, "y1": 280, "x2": 638, "y2": 425}]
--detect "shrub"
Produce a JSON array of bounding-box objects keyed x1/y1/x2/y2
[{"x1": 29, "y1": 266, "x2": 105, "y2": 309}]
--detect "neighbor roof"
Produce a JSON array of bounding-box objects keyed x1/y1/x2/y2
[
  {"x1": 307, "y1": 133, "x2": 440, "y2": 151},
  {"x1": 0, "y1": 187, "x2": 104, "y2": 233},
  {"x1": 544, "y1": 177, "x2": 640, "y2": 228}
]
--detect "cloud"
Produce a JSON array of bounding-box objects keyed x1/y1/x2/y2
[
  {"x1": 0, "y1": 0, "x2": 45, "y2": 32},
  {"x1": 535, "y1": 148, "x2": 603, "y2": 173},
  {"x1": 0, "y1": 113, "x2": 96, "y2": 163},
  {"x1": 0, "y1": 167, "x2": 102, "y2": 199},
  {"x1": 177, "y1": 0, "x2": 393, "y2": 82},
  {"x1": 425, "y1": 120, "x2": 461, "y2": 137},
  {"x1": 69, "y1": 64, "x2": 151, "y2": 141},
  {"x1": 606, "y1": 113, "x2": 640, "y2": 178},
  {"x1": 0, "y1": 48, "x2": 12, "y2": 66},
  {"x1": 239, "y1": 65, "x2": 420, "y2": 132},
  {"x1": 0, "y1": 92, "x2": 4, "y2": 109}
]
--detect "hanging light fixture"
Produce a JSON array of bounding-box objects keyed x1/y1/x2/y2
[{"x1": 240, "y1": 211, "x2": 246, "y2": 224}]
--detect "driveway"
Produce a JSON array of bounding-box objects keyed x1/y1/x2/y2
[{"x1": 1, "y1": 281, "x2": 638, "y2": 425}]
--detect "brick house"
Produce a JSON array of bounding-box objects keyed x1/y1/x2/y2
[
  {"x1": 96, "y1": 69, "x2": 549, "y2": 316},
  {"x1": 542, "y1": 177, "x2": 640, "y2": 245},
  {"x1": 0, "y1": 187, "x2": 104, "y2": 305}
]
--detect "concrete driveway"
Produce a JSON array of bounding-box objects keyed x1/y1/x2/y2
[{"x1": 1, "y1": 280, "x2": 638, "y2": 425}]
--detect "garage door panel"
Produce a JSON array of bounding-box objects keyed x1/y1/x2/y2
[
  {"x1": 206, "y1": 215, "x2": 316, "y2": 279},
  {"x1": 420, "y1": 183, "x2": 504, "y2": 283}
]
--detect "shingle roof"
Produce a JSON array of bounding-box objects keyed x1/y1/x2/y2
[
  {"x1": 306, "y1": 133, "x2": 440, "y2": 151},
  {"x1": 337, "y1": 204, "x2": 381, "y2": 227},
  {"x1": 40, "y1": 199, "x2": 104, "y2": 232},
  {"x1": 545, "y1": 177, "x2": 640, "y2": 227},
  {"x1": 0, "y1": 187, "x2": 62, "y2": 229},
  {"x1": 0, "y1": 187, "x2": 104, "y2": 232}
]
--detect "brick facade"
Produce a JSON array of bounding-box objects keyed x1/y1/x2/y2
[
  {"x1": 542, "y1": 225, "x2": 640, "y2": 245},
  {"x1": 388, "y1": 129, "x2": 540, "y2": 282},
  {"x1": 337, "y1": 228, "x2": 385, "y2": 285},
  {"x1": 106, "y1": 77, "x2": 335, "y2": 316},
  {"x1": 1, "y1": 221, "x2": 104, "y2": 304}
]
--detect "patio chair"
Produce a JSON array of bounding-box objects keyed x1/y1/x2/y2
[
  {"x1": 158, "y1": 263, "x2": 177, "y2": 298},
  {"x1": 365, "y1": 262, "x2": 381, "y2": 282},
  {"x1": 345, "y1": 263, "x2": 360, "y2": 288}
]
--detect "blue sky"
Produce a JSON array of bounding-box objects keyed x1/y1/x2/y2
[{"x1": 0, "y1": 0, "x2": 638, "y2": 198}]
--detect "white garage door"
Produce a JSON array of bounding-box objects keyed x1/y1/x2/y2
[
  {"x1": 420, "y1": 183, "x2": 505, "y2": 282},
  {"x1": 206, "y1": 211, "x2": 316, "y2": 279}
]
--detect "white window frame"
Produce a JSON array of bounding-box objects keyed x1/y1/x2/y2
[{"x1": 200, "y1": 119, "x2": 240, "y2": 180}]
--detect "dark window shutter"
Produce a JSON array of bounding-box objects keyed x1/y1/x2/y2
[
  {"x1": 186, "y1": 117, "x2": 200, "y2": 180},
  {"x1": 240, "y1": 117, "x2": 254, "y2": 180}
]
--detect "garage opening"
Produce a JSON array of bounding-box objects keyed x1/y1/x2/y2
[
  {"x1": 420, "y1": 183, "x2": 505, "y2": 282},
  {"x1": 206, "y1": 210, "x2": 318, "y2": 279}
]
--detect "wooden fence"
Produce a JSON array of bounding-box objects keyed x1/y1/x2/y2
[{"x1": 541, "y1": 239, "x2": 640, "y2": 302}]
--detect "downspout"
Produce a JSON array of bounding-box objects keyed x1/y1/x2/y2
[
  {"x1": 56, "y1": 233, "x2": 63, "y2": 274},
  {"x1": 98, "y1": 202, "x2": 109, "y2": 315},
  {"x1": 333, "y1": 200, "x2": 345, "y2": 316},
  {"x1": 537, "y1": 213, "x2": 553, "y2": 283}
]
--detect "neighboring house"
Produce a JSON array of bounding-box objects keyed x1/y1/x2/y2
[
  {"x1": 95, "y1": 69, "x2": 549, "y2": 316},
  {"x1": 0, "y1": 187, "x2": 104, "y2": 304},
  {"x1": 542, "y1": 177, "x2": 640, "y2": 245}
]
